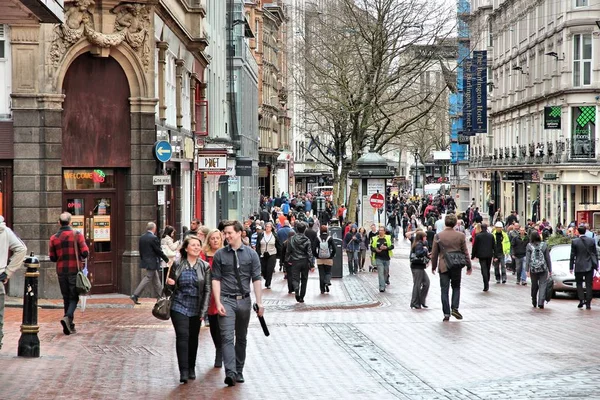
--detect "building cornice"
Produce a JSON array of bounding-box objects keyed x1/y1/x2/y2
[{"x1": 156, "y1": 1, "x2": 209, "y2": 64}]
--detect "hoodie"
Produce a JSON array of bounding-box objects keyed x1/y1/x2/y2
[
  {"x1": 343, "y1": 225, "x2": 361, "y2": 251},
  {"x1": 0, "y1": 216, "x2": 27, "y2": 280}
]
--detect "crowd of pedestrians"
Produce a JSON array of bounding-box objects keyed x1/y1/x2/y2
[{"x1": 3, "y1": 188, "x2": 600, "y2": 386}]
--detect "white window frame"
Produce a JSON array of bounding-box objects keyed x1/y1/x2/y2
[
  {"x1": 0, "y1": 24, "x2": 11, "y2": 119},
  {"x1": 575, "y1": 0, "x2": 589, "y2": 7},
  {"x1": 0, "y1": 24, "x2": 6, "y2": 60},
  {"x1": 573, "y1": 33, "x2": 592, "y2": 87},
  {"x1": 165, "y1": 51, "x2": 177, "y2": 127}
]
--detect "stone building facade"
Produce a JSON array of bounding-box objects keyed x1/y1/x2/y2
[{"x1": 5, "y1": 0, "x2": 209, "y2": 298}]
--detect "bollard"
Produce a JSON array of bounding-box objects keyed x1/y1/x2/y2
[{"x1": 18, "y1": 252, "x2": 40, "y2": 357}]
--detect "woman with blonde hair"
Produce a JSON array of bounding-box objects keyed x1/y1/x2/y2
[
  {"x1": 197, "y1": 226, "x2": 210, "y2": 245},
  {"x1": 199, "y1": 229, "x2": 224, "y2": 368}
]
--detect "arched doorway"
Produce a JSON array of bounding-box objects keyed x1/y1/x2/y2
[{"x1": 61, "y1": 53, "x2": 131, "y2": 293}]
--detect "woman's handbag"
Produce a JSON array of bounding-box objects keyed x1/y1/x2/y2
[
  {"x1": 152, "y1": 263, "x2": 173, "y2": 320},
  {"x1": 410, "y1": 252, "x2": 428, "y2": 265}
]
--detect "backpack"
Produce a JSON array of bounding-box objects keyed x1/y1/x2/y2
[
  {"x1": 529, "y1": 243, "x2": 547, "y2": 273},
  {"x1": 318, "y1": 236, "x2": 331, "y2": 258}
]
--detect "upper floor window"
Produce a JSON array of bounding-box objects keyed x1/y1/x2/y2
[
  {"x1": 0, "y1": 24, "x2": 5, "y2": 59},
  {"x1": 573, "y1": 34, "x2": 592, "y2": 87},
  {"x1": 575, "y1": 0, "x2": 589, "y2": 7}
]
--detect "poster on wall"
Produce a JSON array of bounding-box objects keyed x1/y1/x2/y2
[
  {"x1": 544, "y1": 106, "x2": 561, "y2": 129},
  {"x1": 71, "y1": 215, "x2": 84, "y2": 234},
  {"x1": 363, "y1": 179, "x2": 387, "y2": 228},
  {"x1": 93, "y1": 216, "x2": 110, "y2": 242},
  {"x1": 571, "y1": 106, "x2": 596, "y2": 159}
]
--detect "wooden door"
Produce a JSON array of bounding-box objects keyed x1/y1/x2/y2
[{"x1": 65, "y1": 194, "x2": 117, "y2": 293}]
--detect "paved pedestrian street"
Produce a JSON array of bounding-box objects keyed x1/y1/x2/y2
[{"x1": 2, "y1": 239, "x2": 600, "y2": 400}]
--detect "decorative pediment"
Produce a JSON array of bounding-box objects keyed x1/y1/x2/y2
[{"x1": 48, "y1": 0, "x2": 152, "y2": 72}]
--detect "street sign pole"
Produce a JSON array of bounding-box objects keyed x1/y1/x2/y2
[
  {"x1": 154, "y1": 141, "x2": 173, "y2": 233},
  {"x1": 162, "y1": 162, "x2": 166, "y2": 233}
]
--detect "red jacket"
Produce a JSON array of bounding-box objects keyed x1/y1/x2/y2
[
  {"x1": 200, "y1": 251, "x2": 218, "y2": 316},
  {"x1": 49, "y1": 226, "x2": 89, "y2": 274}
]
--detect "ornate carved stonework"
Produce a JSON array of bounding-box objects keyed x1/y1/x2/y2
[{"x1": 48, "y1": 0, "x2": 152, "y2": 74}]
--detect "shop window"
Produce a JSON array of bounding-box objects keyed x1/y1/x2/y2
[{"x1": 0, "y1": 24, "x2": 5, "y2": 59}]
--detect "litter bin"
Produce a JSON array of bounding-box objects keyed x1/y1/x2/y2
[{"x1": 329, "y1": 226, "x2": 344, "y2": 278}]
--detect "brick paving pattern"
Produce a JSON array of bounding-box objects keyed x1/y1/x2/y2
[{"x1": 1, "y1": 239, "x2": 600, "y2": 399}]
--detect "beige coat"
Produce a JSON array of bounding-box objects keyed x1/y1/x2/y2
[{"x1": 431, "y1": 227, "x2": 472, "y2": 273}]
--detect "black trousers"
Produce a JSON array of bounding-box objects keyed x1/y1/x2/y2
[
  {"x1": 479, "y1": 258, "x2": 492, "y2": 290},
  {"x1": 291, "y1": 260, "x2": 309, "y2": 299},
  {"x1": 58, "y1": 273, "x2": 79, "y2": 322},
  {"x1": 171, "y1": 310, "x2": 201, "y2": 374},
  {"x1": 575, "y1": 270, "x2": 594, "y2": 303},
  {"x1": 317, "y1": 264, "x2": 332, "y2": 292},
  {"x1": 261, "y1": 254, "x2": 278, "y2": 287},
  {"x1": 207, "y1": 313, "x2": 221, "y2": 351}
]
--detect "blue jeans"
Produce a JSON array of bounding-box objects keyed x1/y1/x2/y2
[
  {"x1": 376, "y1": 259, "x2": 390, "y2": 290},
  {"x1": 514, "y1": 256, "x2": 527, "y2": 283}
]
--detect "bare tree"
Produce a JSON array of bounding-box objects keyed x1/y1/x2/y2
[{"x1": 295, "y1": 0, "x2": 455, "y2": 220}]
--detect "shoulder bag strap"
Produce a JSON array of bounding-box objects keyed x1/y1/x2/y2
[
  {"x1": 232, "y1": 250, "x2": 245, "y2": 294},
  {"x1": 73, "y1": 231, "x2": 81, "y2": 271}
]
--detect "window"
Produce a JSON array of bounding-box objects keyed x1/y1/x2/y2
[
  {"x1": 575, "y1": 0, "x2": 589, "y2": 7},
  {"x1": 582, "y1": 186, "x2": 590, "y2": 204},
  {"x1": 0, "y1": 24, "x2": 5, "y2": 59},
  {"x1": 574, "y1": 34, "x2": 592, "y2": 86}
]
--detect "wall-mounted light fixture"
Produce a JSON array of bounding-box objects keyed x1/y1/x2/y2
[
  {"x1": 511, "y1": 65, "x2": 529, "y2": 75},
  {"x1": 545, "y1": 52, "x2": 565, "y2": 61}
]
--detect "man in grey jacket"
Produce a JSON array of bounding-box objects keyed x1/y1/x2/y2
[
  {"x1": 0, "y1": 215, "x2": 27, "y2": 350},
  {"x1": 570, "y1": 225, "x2": 599, "y2": 309}
]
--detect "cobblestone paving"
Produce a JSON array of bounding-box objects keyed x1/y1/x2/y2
[{"x1": 2, "y1": 239, "x2": 600, "y2": 399}]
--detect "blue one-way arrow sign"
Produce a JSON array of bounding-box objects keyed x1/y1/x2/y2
[{"x1": 154, "y1": 141, "x2": 172, "y2": 163}]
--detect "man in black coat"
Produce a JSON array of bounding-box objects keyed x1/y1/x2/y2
[
  {"x1": 472, "y1": 223, "x2": 495, "y2": 291},
  {"x1": 131, "y1": 222, "x2": 169, "y2": 304},
  {"x1": 570, "y1": 226, "x2": 599, "y2": 309}
]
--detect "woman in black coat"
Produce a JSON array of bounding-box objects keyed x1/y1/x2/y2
[{"x1": 409, "y1": 231, "x2": 430, "y2": 309}]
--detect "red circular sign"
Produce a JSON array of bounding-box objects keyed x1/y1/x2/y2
[{"x1": 369, "y1": 193, "x2": 385, "y2": 209}]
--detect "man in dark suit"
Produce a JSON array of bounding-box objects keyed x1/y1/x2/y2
[
  {"x1": 570, "y1": 225, "x2": 599, "y2": 309},
  {"x1": 130, "y1": 222, "x2": 169, "y2": 304},
  {"x1": 431, "y1": 214, "x2": 472, "y2": 321},
  {"x1": 472, "y1": 223, "x2": 494, "y2": 291}
]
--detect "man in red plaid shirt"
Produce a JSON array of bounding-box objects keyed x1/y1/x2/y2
[{"x1": 49, "y1": 212, "x2": 89, "y2": 335}]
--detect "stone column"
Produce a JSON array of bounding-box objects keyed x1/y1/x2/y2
[
  {"x1": 157, "y1": 42, "x2": 168, "y2": 123},
  {"x1": 9, "y1": 25, "x2": 66, "y2": 297},
  {"x1": 121, "y1": 98, "x2": 159, "y2": 295},
  {"x1": 175, "y1": 59, "x2": 185, "y2": 129}
]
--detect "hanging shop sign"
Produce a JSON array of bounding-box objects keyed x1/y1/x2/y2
[{"x1": 198, "y1": 154, "x2": 227, "y2": 175}]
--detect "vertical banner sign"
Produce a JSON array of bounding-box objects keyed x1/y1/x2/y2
[
  {"x1": 544, "y1": 106, "x2": 561, "y2": 129},
  {"x1": 462, "y1": 58, "x2": 474, "y2": 135},
  {"x1": 472, "y1": 50, "x2": 487, "y2": 133},
  {"x1": 571, "y1": 106, "x2": 596, "y2": 158}
]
